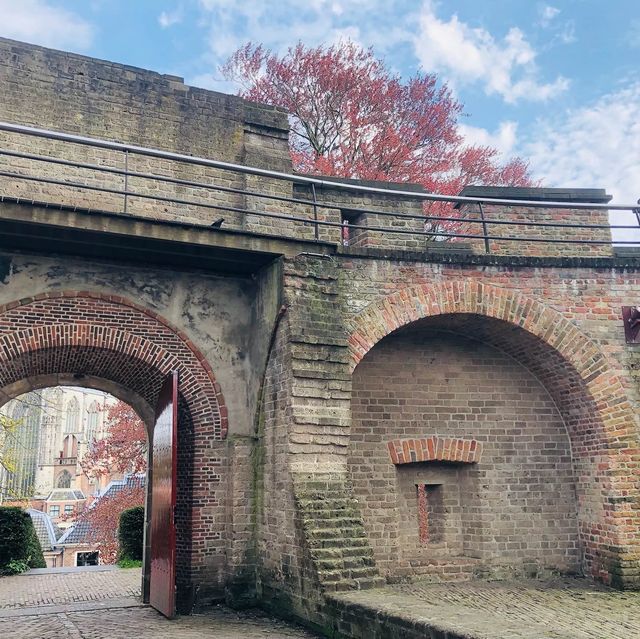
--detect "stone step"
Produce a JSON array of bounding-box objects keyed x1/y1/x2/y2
[
  {"x1": 315, "y1": 536, "x2": 370, "y2": 549},
  {"x1": 302, "y1": 516, "x2": 364, "y2": 529},
  {"x1": 306, "y1": 527, "x2": 367, "y2": 541},
  {"x1": 317, "y1": 569, "x2": 343, "y2": 583},
  {"x1": 297, "y1": 495, "x2": 357, "y2": 506},
  {"x1": 315, "y1": 555, "x2": 376, "y2": 571},
  {"x1": 348, "y1": 566, "x2": 379, "y2": 580},
  {"x1": 310, "y1": 545, "x2": 374, "y2": 560},
  {"x1": 343, "y1": 556, "x2": 376, "y2": 569}
]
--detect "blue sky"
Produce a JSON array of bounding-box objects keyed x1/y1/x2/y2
[{"x1": 0, "y1": 0, "x2": 639, "y2": 206}]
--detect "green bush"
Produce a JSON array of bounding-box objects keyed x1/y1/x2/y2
[
  {"x1": 0, "y1": 507, "x2": 46, "y2": 574},
  {"x1": 118, "y1": 506, "x2": 144, "y2": 562},
  {"x1": 117, "y1": 558, "x2": 143, "y2": 569}
]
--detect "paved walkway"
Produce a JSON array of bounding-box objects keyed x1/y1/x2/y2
[
  {"x1": 0, "y1": 567, "x2": 319, "y2": 639},
  {"x1": 334, "y1": 577, "x2": 640, "y2": 639},
  {"x1": 0, "y1": 566, "x2": 141, "y2": 609},
  {"x1": 5, "y1": 567, "x2": 640, "y2": 638}
]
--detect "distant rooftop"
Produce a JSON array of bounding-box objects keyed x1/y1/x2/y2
[
  {"x1": 27, "y1": 508, "x2": 63, "y2": 550},
  {"x1": 57, "y1": 475, "x2": 146, "y2": 546},
  {"x1": 46, "y1": 489, "x2": 85, "y2": 501}
]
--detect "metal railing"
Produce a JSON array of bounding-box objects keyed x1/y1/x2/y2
[{"x1": 0, "y1": 120, "x2": 639, "y2": 253}]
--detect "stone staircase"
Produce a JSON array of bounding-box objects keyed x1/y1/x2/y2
[{"x1": 294, "y1": 478, "x2": 385, "y2": 593}]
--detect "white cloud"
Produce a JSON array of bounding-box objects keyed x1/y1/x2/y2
[
  {"x1": 558, "y1": 21, "x2": 576, "y2": 44},
  {"x1": 539, "y1": 4, "x2": 560, "y2": 26},
  {"x1": 190, "y1": 0, "x2": 409, "y2": 91},
  {"x1": 158, "y1": 7, "x2": 183, "y2": 29},
  {"x1": 0, "y1": 0, "x2": 93, "y2": 51},
  {"x1": 523, "y1": 82, "x2": 640, "y2": 240},
  {"x1": 458, "y1": 121, "x2": 518, "y2": 159},
  {"x1": 413, "y1": 2, "x2": 569, "y2": 104}
]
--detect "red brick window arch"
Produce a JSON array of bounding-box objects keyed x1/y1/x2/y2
[{"x1": 387, "y1": 436, "x2": 482, "y2": 465}]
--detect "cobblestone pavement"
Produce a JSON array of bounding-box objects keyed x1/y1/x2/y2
[
  {"x1": 0, "y1": 605, "x2": 321, "y2": 639},
  {"x1": 0, "y1": 568, "x2": 319, "y2": 639},
  {"x1": 0, "y1": 567, "x2": 141, "y2": 609},
  {"x1": 336, "y1": 577, "x2": 640, "y2": 639}
]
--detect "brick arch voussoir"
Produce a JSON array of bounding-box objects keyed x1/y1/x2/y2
[
  {"x1": 0, "y1": 291, "x2": 228, "y2": 438},
  {"x1": 348, "y1": 280, "x2": 636, "y2": 447}
]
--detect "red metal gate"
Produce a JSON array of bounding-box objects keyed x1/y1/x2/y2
[{"x1": 149, "y1": 371, "x2": 178, "y2": 619}]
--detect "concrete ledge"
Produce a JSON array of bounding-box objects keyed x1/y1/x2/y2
[
  {"x1": 336, "y1": 244, "x2": 640, "y2": 269},
  {"x1": 323, "y1": 578, "x2": 640, "y2": 639}
]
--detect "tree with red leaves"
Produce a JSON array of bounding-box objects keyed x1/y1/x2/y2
[
  {"x1": 81, "y1": 401, "x2": 147, "y2": 479},
  {"x1": 223, "y1": 41, "x2": 533, "y2": 230},
  {"x1": 74, "y1": 400, "x2": 147, "y2": 564},
  {"x1": 78, "y1": 484, "x2": 145, "y2": 564}
]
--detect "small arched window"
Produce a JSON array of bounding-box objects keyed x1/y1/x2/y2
[{"x1": 57, "y1": 470, "x2": 72, "y2": 488}]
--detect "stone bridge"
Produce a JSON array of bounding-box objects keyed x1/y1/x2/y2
[{"x1": 0, "y1": 37, "x2": 639, "y2": 633}]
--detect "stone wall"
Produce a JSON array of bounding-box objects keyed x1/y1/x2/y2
[{"x1": 0, "y1": 39, "x2": 617, "y2": 259}]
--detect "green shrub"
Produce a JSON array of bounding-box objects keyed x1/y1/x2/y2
[
  {"x1": 118, "y1": 506, "x2": 144, "y2": 562},
  {"x1": 117, "y1": 558, "x2": 143, "y2": 569},
  {"x1": 3, "y1": 560, "x2": 30, "y2": 575},
  {"x1": 0, "y1": 507, "x2": 46, "y2": 574}
]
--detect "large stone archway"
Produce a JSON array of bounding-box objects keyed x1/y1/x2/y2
[
  {"x1": 347, "y1": 281, "x2": 640, "y2": 587},
  {"x1": 0, "y1": 291, "x2": 228, "y2": 606}
]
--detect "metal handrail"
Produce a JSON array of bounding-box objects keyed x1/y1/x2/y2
[
  {"x1": 2, "y1": 148, "x2": 638, "y2": 232},
  {"x1": 0, "y1": 119, "x2": 639, "y2": 254},
  {"x1": 0, "y1": 120, "x2": 638, "y2": 211}
]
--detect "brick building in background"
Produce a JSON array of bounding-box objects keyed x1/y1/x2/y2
[{"x1": 0, "y1": 36, "x2": 638, "y2": 633}]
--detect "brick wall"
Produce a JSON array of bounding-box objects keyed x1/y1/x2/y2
[
  {"x1": 454, "y1": 186, "x2": 613, "y2": 257},
  {"x1": 350, "y1": 330, "x2": 580, "y2": 581},
  {"x1": 254, "y1": 250, "x2": 640, "y2": 632},
  {"x1": 343, "y1": 263, "x2": 640, "y2": 587},
  {"x1": 0, "y1": 39, "x2": 618, "y2": 258},
  {"x1": 0, "y1": 37, "x2": 324, "y2": 240}
]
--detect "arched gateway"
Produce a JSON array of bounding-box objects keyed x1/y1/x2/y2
[
  {"x1": 0, "y1": 291, "x2": 227, "y2": 615},
  {"x1": 348, "y1": 281, "x2": 640, "y2": 586}
]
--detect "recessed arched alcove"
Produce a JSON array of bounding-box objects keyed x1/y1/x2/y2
[
  {"x1": 347, "y1": 281, "x2": 640, "y2": 587},
  {"x1": 349, "y1": 316, "x2": 583, "y2": 582}
]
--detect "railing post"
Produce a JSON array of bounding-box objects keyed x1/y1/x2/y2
[
  {"x1": 478, "y1": 201, "x2": 490, "y2": 254},
  {"x1": 123, "y1": 149, "x2": 129, "y2": 214},
  {"x1": 311, "y1": 183, "x2": 319, "y2": 241}
]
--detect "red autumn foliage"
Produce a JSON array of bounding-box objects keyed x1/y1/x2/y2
[
  {"x1": 78, "y1": 485, "x2": 145, "y2": 564},
  {"x1": 81, "y1": 400, "x2": 147, "y2": 479},
  {"x1": 223, "y1": 41, "x2": 534, "y2": 232},
  {"x1": 73, "y1": 400, "x2": 147, "y2": 563}
]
